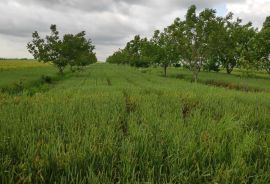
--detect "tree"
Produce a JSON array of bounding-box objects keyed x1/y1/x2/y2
[
  {"x1": 219, "y1": 13, "x2": 240, "y2": 74},
  {"x1": 125, "y1": 35, "x2": 151, "y2": 67},
  {"x1": 106, "y1": 5, "x2": 268, "y2": 78},
  {"x1": 223, "y1": 15, "x2": 256, "y2": 74},
  {"x1": 174, "y1": 5, "x2": 217, "y2": 82},
  {"x1": 259, "y1": 17, "x2": 270, "y2": 74},
  {"x1": 27, "y1": 25, "x2": 67, "y2": 74},
  {"x1": 106, "y1": 35, "x2": 154, "y2": 67},
  {"x1": 151, "y1": 29, "x2": 180, "y2": 77},
  {"x1": 106, "y1": 49, "x2": 130, "y2": 64},
  {"x1": 62, "y1": 31, "x2": 97, "y2": 72},
  {"x1": 27, "y1": 25, "x2": 97, "y2": 74},
  {"x1": 244, "y1": 16, "x2": 270, "y2": 75}
]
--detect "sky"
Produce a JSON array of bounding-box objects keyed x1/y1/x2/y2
[{"x1": 0, "y1": 0, "x2": 270, "y2": 61}]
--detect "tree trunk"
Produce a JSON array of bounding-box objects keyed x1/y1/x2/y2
[
  {"x1": 193, "y1": 70, "x2": 198, "y2": 83},
  {"x1": 226, "y1": 64, "x2": 233, "y2": 74},
  {"x1": 192, "y1": 62, "x2": 200, "y2": 83},
  {"x1": 164, "y1": 65, "x2": 167, "y2": 77}
]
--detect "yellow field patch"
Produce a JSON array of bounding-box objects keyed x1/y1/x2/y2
[{"x1": 0, "y1": 60, "x2": 49, "y2": 71}]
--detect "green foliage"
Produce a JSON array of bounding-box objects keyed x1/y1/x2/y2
[
  {"x1": 244, "y1": 16, "x2": 270, "y2": 75},
  {"x1": 106, "y1": 49, "x2": 130, "y2": 65},
  {"x1": 27, "y1": 25, "x2": 97, "y2": 74},
  {"x1": 107, "y1": 5, "x2": 270, "y2": 80},
  {"x1": 222, "y1": 16, "x2": 255, "y2": 74},
  {"x1": 181, "y1": 6, "x2": 218, "y2": 81},
  {"x1": 203, "y1": 58, "x2": 220, "y2": 72},
  {"x1": 151, "y1": 29, "x2": 180, "y2": 76},
  {"x1": 107, "y1": 35, "x2": 153, "y2": 68},
  {"x1": 62, "y1": 31, "x2": 97, "y2": 72},
  {"x1": 263, "y1": 16, "x2": 270, "y2": 29}
]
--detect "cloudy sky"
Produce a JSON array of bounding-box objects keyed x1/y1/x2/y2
[{"x1": 0, "y1": 0, "x2": 270, "y2": 61}]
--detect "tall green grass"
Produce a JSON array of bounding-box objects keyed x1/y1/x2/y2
[{"x1": 0, "y1": 63, "x2": 270, "y2": 183}]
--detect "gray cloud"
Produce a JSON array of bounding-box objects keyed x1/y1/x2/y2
[
  {"x1": 226, "y1": 0, "x2": 270, "y2": 29},
  {"x1": 0, "y1": 0, "x2": 268, "y2": 60},
  {"x1": 178, "y1": 0, "x2": 245, "y2": 9}
]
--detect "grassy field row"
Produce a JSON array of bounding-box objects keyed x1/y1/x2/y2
[
  {"x1": 142, "y1": 67, "x2": 270, "y2": 92},
  {"x1": 0, "y1": 62, "x2": 270, "y2": 183}
]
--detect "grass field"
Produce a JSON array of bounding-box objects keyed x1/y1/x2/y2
[
  {"x1": 143, "y1": 67, "x2": 270, "y2": 92},
  {"x1": 1, "y1": 61, "x2": 270, "y2": 183}
]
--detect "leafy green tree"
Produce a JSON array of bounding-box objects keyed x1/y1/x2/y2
[
  {"x1": 218, "y1": 13, "x2": 239, "y2": 74},
  {"x1": 125, "y1": 35, "x2": 141, "y2": 66},
  {"x1": 151, "y1": 29, "x2": 180, "y2": 77},
  {"x1": 62, "y1": 31, "x2": 97, "y2": 72},
  {"x1": 205, "y1": 12, "x2": 256, "y2": 74},
  {"x1": 205, "y1": 16, "x2": 227, "y2": 72},
  {"x1": 125, "y1": 35, "x2": 152, "y2": 67},
  {"x1": 27, "y1": 25, "x2": 67, "y2": 74},
  {"x1": 259, "y1": 18, "x2": 270, "y2": 74},
  {"x1": 107, "y1": 35, "x2": 154, "y2": 67},
  {"x1": 106, "y1": 5, "x2": 266, "y2": 78},
  {"x1": 224, "y1": 15, "x2": 255, "y2": 74},
  {"x1": 27, "y1": 25, "x2": 97, "y2": 74},
  {"x1": 239, "y1": 37, "x2": 259, "y2": 75},
  {"x1": 106, "y1": 49, "x2": 130, "y2": 64},
  {"x1": 174, "y1": 5, "x2": 217, "y2": 82},
  {"x1": 106, "y1": 35, "x2": 162, "y2": 68},
  {"x1": 244, "y1": 16, "x2": 270, "y2": 75}
]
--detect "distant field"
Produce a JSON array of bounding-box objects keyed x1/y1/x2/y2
[
  {"x1": 0, "y1": 60, "x2": 56, "y2": 88},
  {"x1": 1, "y1": 61, "x2": 270, "y2": 183},
  {"x1": 0, "y1": 60, "x2": 49, "y2": 70}
]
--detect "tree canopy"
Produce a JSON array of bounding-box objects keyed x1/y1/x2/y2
[{"x1": 27, "y1": 25, "x2": 97, "y2": 74}]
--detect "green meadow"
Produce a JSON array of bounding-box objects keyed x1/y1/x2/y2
[{"x1": 0, "y1": 61, "x2": 270, "y2": 183}]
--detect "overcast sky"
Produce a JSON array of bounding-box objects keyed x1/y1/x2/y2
[{"x1": 0, "y1": 0, "x2": 269, "y2": 61}]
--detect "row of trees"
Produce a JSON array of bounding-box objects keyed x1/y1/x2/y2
[
  {"x1": 27, "y1": 25, "x2": 97, "y2": 74},
  {"x1": 0, "y1": 58, "x2": 29, "y2": 60},
  {"x1": 106, "y1": 5, "x2": 270, "y2": 81}
]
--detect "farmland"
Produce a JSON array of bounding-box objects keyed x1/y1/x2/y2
[{"x1": 0, "y1": 60, "x2": 270, "y2": 183}]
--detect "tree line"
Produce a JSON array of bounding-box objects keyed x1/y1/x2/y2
[
  {"x1": 27, "y1": 25, "x2": 97, "y2": 74},
  {"x1": 106, "y1": 5, "x2": 270, "y2": 81},
  {"x1": 0, "y1": 58, "x2": 30, "y2": 60}
]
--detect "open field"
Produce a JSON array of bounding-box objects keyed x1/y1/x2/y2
[
  {"x1": 0, "y1": 60, "x2": 55, "y2": 88},
  {"x1": 1, "y1": 61, "x2": 270, "y2": 183}
]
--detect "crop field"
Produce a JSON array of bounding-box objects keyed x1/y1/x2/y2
[
  {"x1": 144, "y1": 67, "x2": 270, "y2": 92},
  {"x1": 0, "y1": 60, "x2": 54, "y2": 88},
  {"x1": 1, "y1": 61, "x2": 270, "y2": 183}
]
